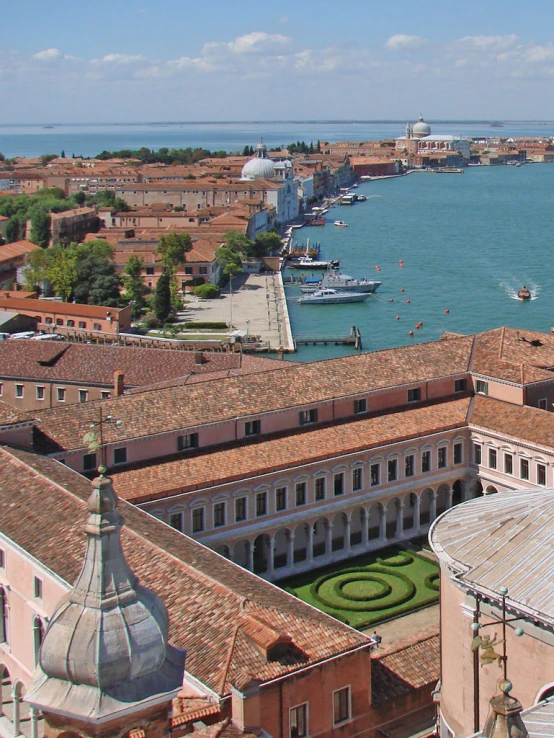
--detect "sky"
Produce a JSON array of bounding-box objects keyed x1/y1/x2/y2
[{"x1": 5, "y1": 0, "x2": 554, "y2": 122}]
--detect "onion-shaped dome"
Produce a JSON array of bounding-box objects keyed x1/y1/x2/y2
[
  {"x1": 412, "y1": 115, "x2": 431, "y2": 137},
  {"x1": 241, "y1": 138, "x2": 275, "y2": 180},
  {"x1": 39, "y1": 474, "x2": 169, "y2": 689}
]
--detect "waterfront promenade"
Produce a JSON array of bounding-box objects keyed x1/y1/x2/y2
[{"x1": 181, "y1": 270, "x2": 294, "y2": 352}]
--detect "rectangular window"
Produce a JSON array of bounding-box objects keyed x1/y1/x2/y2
[
  {"x1": 113, "y1": 447, "x2": 127, "y2": 465},
  {"x1": 455, "y1": 378, "x2": 467, "y2": 393},
  {"x1": 370, "y1": 463, "x2": 380, "y2": 486},
  {"x1": 290, "y1": 704, "x2": 308, "y2": 738},
  {"x1": 352, "y1": 467, "x2": 362, "y2": 491},
  {"x1": 214, "y1": 502, "x2": 226, "y2": 527},
  {"x1": 57, "y1": 387, "x2": 66, "y2": 402},
  {"x1": 422, "y1": 450, "x2": 431, "y2": 473},
  {"x1": 299, "y1": 408, "x2": 318, "y2": 425},
  {"x1": 56, "y1": 319, "x2": 63, "y2": 326},
  {"x1": 538, "y1": 463, "x2": 547, "y2": 486},
  {"x1": 192, "y1": 507, "x2": 205, "y2": 533},
  {"x1": 245, "y1": 420, "x2": 261, "y2": 436},
  {"x1": 438, "y1": 447, "x2": 447, "y2": 469},
  {"x1": 408, "y1": 387, "x2": 421, "y2": 403},
  {"x1": 334, "y1": 472, "x2": 344, "y2": 496},
  {"x1": 79, "y1": 389, "x2": 88, "y2": 403},
  {"x1": 539, "y1": 398, "x2": 548, "y2": 410},
  {"x1": 489, "y1": 448, "x2": 497, "y2": 470},
  {"x1": 0, "y1": 383, "x2": 3, "y2": 396},
  {"x1": 15, "y1": 384, "x2": 23, "y2": 398},
  {"x1": 199, "y1": 267, "x2": 208, "y2": 275},
  {"x1": 93, "y1": 323, "x2": 101, "y2": 331},
  {"x1": 454, "y1": 443, "x2": 463, "y2": 465},
  {"x1": 388, "y1": 459, "x2": 398, "y2": 482},
  {"x1": 0, "y1": 550, "x2": 4, "y2": 569},
  {"x1": 235, "y1": 497, "x2": 247, "y2": 522},
  {"x1": 185, "y1": 266, "x2": 193, "y2": 275},
  {"x1": 36, "y1": 386, "x2": 45, "y2": 400},
  {"x1": 83, "y1": 452, "x2": 97, "y2": 472},
  {"x1": 101, "y1": 391, "x2": 110, "y2": 400},
  {"x1": 146, "y1": 266, "x2": 155, "y2": 275},
  {"x1": 170, "y1": 512, "x2": 184, "y2": 531},
  {"x1": 474, "y1": 443, "x2": 482, "y2": 465},
  {"x1": 333, "y1": 687, "x2": 351, "y2": 725},
  {"x1": 476, "y1": 380, "x2": 489, "y2": 395},
  {"x1": 276, "y1": 487, "x2": 287, "y2": 511},
  {"x1": 354, "y1": 398, "x2": 367, "y2": 414},
  {"x1": 79, "y1": 321, "x2": 86, "y2": 329},
  {"x1": 405, "y1": 455, "x2": 414, "y2": 477},
  {"x1": 178, "y1": 433, "x2": 198, "y2": 451},
  {"x1": 504, "y1": 453, "x2": 513, "y2": 475},
  {"x1": 315, "y1": 477, "x2": 326, "y2": 500},
  {"x1": 34, "y1": 576, "x2": 43, "y2": 600},
  {"x1": 521, "y1": 458, "x2": 530, "y2": 480},
  {"x1": 295, "y1": 482, "x2": 306, "y2": 506},
  {"x1": 256, "y1": 492, "x2": 267, "y2": 517}
]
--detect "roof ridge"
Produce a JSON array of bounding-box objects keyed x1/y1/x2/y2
[{"x1": 217, "y1": 622, "x2": 241, "y2": 695}]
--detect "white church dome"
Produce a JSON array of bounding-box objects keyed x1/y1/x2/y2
[
  {"x1": 412, "y1": 115, "x2": 431, "y2": 137},
  {"x1": 241, "y1": 139, "x2": 275, "y2": 180}
]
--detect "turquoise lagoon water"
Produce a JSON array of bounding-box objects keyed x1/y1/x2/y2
[{"x1": 287, "y1": 164, "x2": 554, "y2": 361}]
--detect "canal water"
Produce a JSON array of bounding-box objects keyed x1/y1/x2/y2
[{"x1": 286, "y1": 163, "x2": 554, "y2": 361}]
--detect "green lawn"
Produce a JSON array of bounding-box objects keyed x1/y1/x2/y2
[{"x1": 281, "y1": 547, "x2": 439, "y2": 629}]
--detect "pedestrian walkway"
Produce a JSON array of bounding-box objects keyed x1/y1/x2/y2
[
  {"x1": 180, "y1": 271, "x2": 294, "y2": 351},
  {"x1": 363, "y1": 604, "x2": 439, "y2": 646}
]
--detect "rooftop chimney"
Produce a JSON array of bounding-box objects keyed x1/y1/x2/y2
[{"x1": 113, "y1": 370, "x2": 124, "y2": 397}]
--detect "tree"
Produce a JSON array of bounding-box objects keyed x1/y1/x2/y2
[
  {"x1": 123, "y1": 255, "x2": 149, "y2": 318},
  {"x1": 215, "y1": 244, "x2": 242, "y2": 278},
  {"x1": 30, "y1": 207, "x2": 51, "y2": 248},
  {"x1": 73, "y1": 255, "x2": 121, "y2": 306},
  {"x1": 193, "y1": 283, "x2": 219, "y2": 299},
  {"x1": 44, "y1": 246, "x2": 77, "y2": 301},
  {"x1": 252, "y1": 231, "x2": 281, "y2": 257},
  {"x1": 114, "y1": 197, "x2": 130, "y2": 212},
  {"x1": 156, "y1": 232, "x2": 192, "y2": 272},
  {"x1": 223, "y1": 230, "x2": 253, "y2": 257},
  {"x1": 5, "y1": 215, "x2": 24, "y2": 244},
  {"x1": 74, "y1": 191, "x2": 85, "y2": 206},
  {"x1": 60, "y1": 150, "x2": 65, "y2": 158},
  {"x1": 23, "y1": 248, "x2": 48, "y2": 293},
  {"x1": 153, "y1": 271, "x2": 172, "y2": 323}
]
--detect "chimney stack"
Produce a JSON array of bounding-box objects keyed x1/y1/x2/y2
[{"x1": 113, "y1": 370, "x2": 124, "y2": 397}]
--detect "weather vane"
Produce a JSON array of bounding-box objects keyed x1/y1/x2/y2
[
  {"x1": 470, "y1": 586, "x2": 524, "y2": 681},
  {"x1": 83, "y1": 407, "x2": 123, "y2": 474}
]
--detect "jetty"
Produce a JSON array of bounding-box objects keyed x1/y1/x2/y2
[{"x1": 294, "y1": 326, "x2": 363, "y2": 350}]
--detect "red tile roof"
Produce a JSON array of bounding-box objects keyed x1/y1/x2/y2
[{"x1": 0, "y1": 296, "x2": 127, "y2": 320}]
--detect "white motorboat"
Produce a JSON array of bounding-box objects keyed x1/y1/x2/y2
[
  {"x1": 300, "y1": 271, "x2": 382, "y2": 294},
  {"x1": 289, "y1": 257, "x2": 340, "y2": 270},
  {"x1": 334, "y1": 220, "x2": 348, "y2": 227},
  {"x1": 297, "y1": 288, "x2": 370, "y2": 305},
  {"x1": 356, "y1": 194, "x2": 367, "y2": 201}
]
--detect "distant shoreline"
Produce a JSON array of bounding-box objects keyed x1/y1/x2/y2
[{"x1": 3, "y1": 120, "x2": 554, "y2": 128}]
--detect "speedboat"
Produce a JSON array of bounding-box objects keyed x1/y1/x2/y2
[
  {"x1": 297, "y1": 288, "x2": 370, "y2": 305},
  {"x1": 356, "y1": 194, "x2": 367, "y2": 201},
  {"x1": 517, "y1": 286, "x2": 531, "y2": 300},
  {"x1": 334, "y1": 220, "x2": 348, "y2": 227},
  {"x1": 289, "y1": 257, "x2": 340, "y2": 270}
]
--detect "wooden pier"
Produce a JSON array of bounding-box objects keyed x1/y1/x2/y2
[{"x1": 294, "y1": 326, "x2": 362, "y2": 350}]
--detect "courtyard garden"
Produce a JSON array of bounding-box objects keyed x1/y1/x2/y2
[{"x1": 281, "y1": 546, "x2": 439, "y2": 629}]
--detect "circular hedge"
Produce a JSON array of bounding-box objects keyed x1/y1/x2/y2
[
  {"x1": 425, "y1": 572, "x2": 440, "y2": 591},
  {"x1": 312, "y1": 567, "x2": 416, "y2": 612},
  {"x1": 376, "y1": 552, "x2": 414, "y2": 567}
]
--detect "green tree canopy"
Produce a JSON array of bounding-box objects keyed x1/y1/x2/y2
[
  {"x1": 153, "y1": 271, "x2": 172, "y2": 322},
  {"x1": 156, "y1": 232, "x2": 192, "y2": 273},
  {"x1": 44, "y1": 245, "x2": 77, "y2": 301},
  {"x1": 73, "y1": 255, "x2": 121, "y2": 306},
  {"x1": 123, "y1": 255, "x2": 149, "y2": 318},
  {"x1": 29, "y1": 207, "x2": 51, "y2": 248}
]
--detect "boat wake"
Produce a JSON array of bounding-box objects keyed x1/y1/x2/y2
[{"x1": 500, "y1": 281, "x2": 540, "y2": 301}]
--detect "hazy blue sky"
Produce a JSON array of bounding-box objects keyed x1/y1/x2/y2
[{"x1": 4, "y1": 0, "x2": 554, "y2": 122}]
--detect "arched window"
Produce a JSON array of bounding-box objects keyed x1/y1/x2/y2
[
  {"x1": 0, "y1": 587, "x2": 7, "y2": 644},
  {"x1": 33, "y1": 617, "x2": 44, "y2": 666}
]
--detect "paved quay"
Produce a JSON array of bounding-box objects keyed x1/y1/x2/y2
[{"x1": 180, "y1": 271, "x2": 294, "y2": 352}]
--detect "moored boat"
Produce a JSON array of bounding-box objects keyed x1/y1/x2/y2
[
  {"x1": 334, "y1": 220, "x2": 348, "y2": 227},
  {"x1": 297, "y1": 288, "x2": 370, "y2": 305},
  {"x1": 289, "y1": 257, "x2": 340, "y2": 270}
]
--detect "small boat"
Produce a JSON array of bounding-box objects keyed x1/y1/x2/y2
[
  {"x1": 301, "y1": 271, "x2": 382, "y2": 294},
  {"x1": 334, "y1": 220, "x2": 348, "y2": 227},
  {"x1": 289, "y1": 257, "x2": 340, "y2": 270},
  {"x1": 356, "y1": 194, "x2": 367, "y2": 201},
  {"x1": 297, "y1": 288, "x2": 370, "y2": 305},
  {"x1": 517, "y1": 286, "x2": 531, "y2": 300}
]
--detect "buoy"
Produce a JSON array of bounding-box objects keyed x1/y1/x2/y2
[
  {"x1": 406, "y1": 299, "x2": 411, "y2": 304},
  {"x1": 375, "y1": 266, "x2": 381, "y2": 271},
  {"x1": 445, "y1": 308, "x2": 450, "y2": 314},
  {"x1": 388, "y1": 298, "x2": 394, "y2": 302},
  {"x1": 419, "y1": 321, "x2": 423, "y2": 326},
  {"x1": 395, "y1": 316, "x2": 400, "y2": 320},
  {"x1": 415, "y1": 324, "x2": 420, "y2": 329},
  {"x1": 400, "y1": 288, "x2": 405, "y2": 293},
  {"x1": 408, "y1": 331, "x2": 414, "y2": 336},
  {"x1": 399, "y1": 260, "x2": 404, "y2": 267}
]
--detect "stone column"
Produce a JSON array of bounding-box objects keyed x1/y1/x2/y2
[
  {"x1": 379, "y1": 505, "x2": 387, "y2": 541},
  {"x1": 362, "y1": 510, "x2": 369, "y2": 547},
  {"x1": 286, "y1": 531, "x2": 295, "y2": 568},
  {"x1": 344, "y1": 516, "x2": 352, "y2": 553},
  {"x1": 430, "y1": 491, "x2": 438, "y2": 522},
  {"x1": 12, "y1": 688, "x2": 20, "y2": 738},
  {"x1": 30, "y1": 709, "x2": 38, "y2": 738},
  {"x1": 414, "y1": 495, "x2": 421, "y2": 529},
  {"x1": 307, "y1": 525, "x2": 314, "y2": 563},
  {"x1": 267, "y1": 538, "x2": 275, "y2": 576},
  {"x1": 247, "y1": 541, "x2": 255, "y2": 572},
  {"x1": 229, "y1": 546, "x2": 236, "y2": 563},
  {"x1": 395, "y1": 500, "x2": 404, "y2": 537},
  {"x1": 325, "y1": 522, "x2": 333, "y2": 557},
  {"x1": 446, "y1": 486, "x2": 453, "y2": 509}
]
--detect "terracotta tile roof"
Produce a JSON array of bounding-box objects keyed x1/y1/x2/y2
[
  {"x1": 0, "y1": 240, "x2": 40, "y2": 262},
  {"x1": 0, "y1": 342, "x2": 283, "y2": 389},
  {"x1": 109, "y1": 397, "x2": 472, "y2": 502},
  {"x1": 0, "y1": 296, "x2": 127, "y2": 320},
  {"x1": 0, "y1": 399, "x2": 30, "y2": 426},
  {"x1": 469, "y1": 394, "x2": 554, "y2": 448},
  {"x1": 0, "y1": 447, "x2": 369, "y2": 695},
  {"x1": 31, "y1": 336, "x2": 474, "y2": 453},
  {"x1": 471, "y1": 327, "x2": 554, "y2": 384},
  {"x1": 371, "y1": 628, "x2": 439, "y2": 707},
  {"x1": 172, "y1": 698, "x2": 221, "y2": 726}
]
